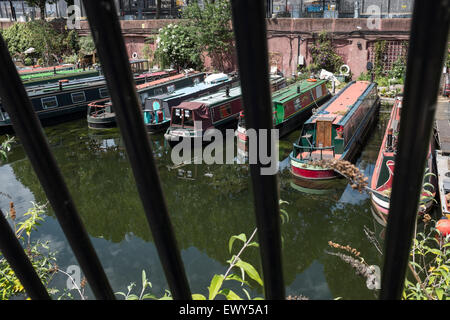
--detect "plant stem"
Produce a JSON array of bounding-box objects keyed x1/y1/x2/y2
[{"x1": 224, "y1": 228, "x2": 258, "y2": 279}]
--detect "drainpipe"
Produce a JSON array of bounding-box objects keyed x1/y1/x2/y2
[{"x1": 354, "y1": 1, "x2": 359, "y2": 18}]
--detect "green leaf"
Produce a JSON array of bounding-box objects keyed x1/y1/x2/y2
[
  {"x1": 142, "y1": 270, "x2": 147, "y2": 289},
  {"x1": 142, "y1": 293, "x2": 157, "y2": 300},
  {"x1": 225, "y1": 273, "x2": 249, "y2": 286},
  {"x1": 234, "y1": 260, "x2": 263, "y2": 287},
  {"x1": 192, "y1": 294, "x2": 206, "y2": 300},
  {"x1": 247, "y1": 241, "x2": 259, "y2": 248},
  {"x1": 435, "y1": 288, "x2": 444, "y2": 300},
  {"x1": 229, "y1": 233, "x2": 247, "y2": 253},
  {"x1": 219, "y1": 288, "x2": 242, "y2": 300},
  {"x1": 127, "y1": 294, "x2": 139, "y2": 300},
  {"x1": 208, "y1": 274, "x2": 225, "y2": 300},
  {"x1": 409, "y1": 261, "x2": 423, "y2": 270}
]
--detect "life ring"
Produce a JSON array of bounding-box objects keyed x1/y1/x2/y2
[
  {"x1": 132, "y1": 52, "x2": 138, "y2": 59},
  {"x1": 339, "y1": 64, "x2": 350, "y2": 75},
  {"x1": 307, "y1": 78, "x2": 317, "y2": 82}
]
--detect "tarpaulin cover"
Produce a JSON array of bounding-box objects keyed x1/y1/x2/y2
[{"x1": 177, "y1": 101, "x2": 213, "y2": 130}]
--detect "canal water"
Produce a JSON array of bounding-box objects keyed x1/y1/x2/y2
[{"x1": 0, "y1": 104, "x2": 392, "y2": 300}]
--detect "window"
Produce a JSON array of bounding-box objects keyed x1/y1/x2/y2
[
  {"x1": 218, "y1": 103, "x2": 232, "y2": 118},
  {"x1": 167, "y1": 84, "x2": 175, "y2": 93},
  {"x1": 154, "y1": 88, "x2": 163, "y2": 95},
  {"x1": 99, "y1": 88, "x2": 109, "y2": 98},
  {"x1": 172, "y1": 108, "x2": 183, "y2": 125},
  {"x1": 41, "y1": 96, "x2": 58, "y2": 109},
  {"x1": 71, "y1": 92, "x2": 86, "y2": 104},
  {"x1": 183, "y1": 109, "x2": 194, "y2": 128}
]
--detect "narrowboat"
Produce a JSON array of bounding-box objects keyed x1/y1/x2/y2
[
  {"x1": 86, "y1": 71, "x2": 206, "y2": 129},
  {"x1": 236, "y1": 79, "x2": 330, "y2": 144},
  {"x1": 289, "y1": 80, "x2": 379, "y2": 181},
  {"x1": 86, "y1": 99, "x2": 116, "y2": 129},
  {"x1": 164, "y1": 86, "x2": 243, "y2": 147},
  {"x1": 370, "y1": 97, "x2": 436, "y2": 221},
  {"x1": 0, "y1": 70, "x2": 179, "y2": 133},
  {"x1": 143, "y1": 73, "x2": 238, "y2": 133}
]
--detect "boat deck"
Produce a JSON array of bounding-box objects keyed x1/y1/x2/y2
[
  {"x1": 309, "y1": 81, "x2": 370, "y2": 125},
  {"x1": 435, "y1": 97, "x2": 450, "y2": 154},
  {"x1": 298, "y1": 150, "x2": 341, "y2": 161}
]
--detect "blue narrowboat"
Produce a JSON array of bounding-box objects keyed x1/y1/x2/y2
[{"x1": 87, "y1": 71, "x2": 206, "y2": 129}]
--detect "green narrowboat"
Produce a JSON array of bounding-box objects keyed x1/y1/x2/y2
[{"x1": 289, "y1": 80, "x2": 379, "y2": 181}]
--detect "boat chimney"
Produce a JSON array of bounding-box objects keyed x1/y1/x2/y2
[
  {"x1": 225, "y1": 86, "x2": 230, "y2": 97},
  {"x1": 297, "y1": 86, "x2": 300, "y2": 93},
  {"x1": 59, "y1": 80, "x2": 63, "y2": 91}
]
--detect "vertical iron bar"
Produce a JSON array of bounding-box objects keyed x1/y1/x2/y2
[
  {"x1": 231, "y1": 0, "x2": 285, "y2": 299},
  {"x1": 0, "y1": 209, "x2": 50, "y2": 300},
  {"x1": 380, "y1": 0, "x2": 450, "y2": 300},
  {"x1": 82, "y1": 0, "x2": 191, "y2": 300},
  {"x1": 0, "y1": 35, "x2": 115, "y2": 300}
]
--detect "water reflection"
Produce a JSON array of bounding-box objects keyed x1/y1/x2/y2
[{"x1": 0, "y1": 105, "x2": 393, "y2": 299}]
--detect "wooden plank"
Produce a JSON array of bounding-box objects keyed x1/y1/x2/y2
[{"x1": 316, "y1": 120, "x2": 332, "y2": 147}]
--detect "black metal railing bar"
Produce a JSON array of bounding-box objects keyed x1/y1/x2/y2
[
  {"x1": 82, "y1": 0, "x2": 191, "y2": 300},
  {"x1": 230, "y1": 0, "x2": 285, "y2": 300},
  {"x1": 0, "y1": 35, "x2": 115, "y2": 300},
  {"x1": 380, "y1": 0, "x2": 450, "y2": 300}
]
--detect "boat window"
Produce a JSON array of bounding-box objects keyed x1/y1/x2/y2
[
  {"x1": 167, "y1": 84, "x2": 175, "y2": 93},
  {"x1": 172, "y1": 108, "x2": 183, "y2": 125},
  {"x1": 193, "y1": 77, "x2": 200, "y2": 85},
  {"x1": 41, "y1": 96, "x2": 58, "y2": 109},
  {"x1": 315, "y1": 85, "x2": 323, "y2": 99},
  {"x1": 218, "y1": 103, "x2": 232, "y2": 118},
  {"x1": 154, "y1": 87, "x2": 163, "y2": 95},
  {"x1": 71, "y1": 92, "x2": 86, "y2": 103},
  {"x1": 183, "y1": 109, "x2": 194, "y2": 128},
  {"x1": 99, "y1": 88, "x2": 109, "y2": 98}
]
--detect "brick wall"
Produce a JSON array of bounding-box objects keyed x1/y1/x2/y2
[{"x1": 79, "y1": 17, "x2": 412, "y2": 79}]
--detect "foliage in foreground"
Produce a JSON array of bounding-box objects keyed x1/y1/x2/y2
[
  {"x1": 116, "y1": 200, "x2": 290, "y2": 300},
  {"x1": 0, "y1": 202, "x2": 56, "y2": 300}
]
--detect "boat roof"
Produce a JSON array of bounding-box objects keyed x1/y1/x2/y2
[
  {"x1": 21, "y1": 68, "x2": 97, "y2": 81},
  {"x1": 147, "y1": 78, "x2": 232, "y2": 102},
  {"x1": 190, "y1": 86, "x2": 241, "y2": 106},
  {"x1": 136, "y1": 72, "x2": 199, "y2": 91},
  {"x1": 204, "y1": 73, "x2": 228, "y2": 84},
  {"x1": 25, "y1": 69, "x2": 172, "y2": 96},
  {"x1": 174, "y1": 101, "x2": 206, "y2": 111},
  {"x1": 272, "y1": 79, "x2": 326, "y2": 104},
  {"x1": 306, "y1": 81, "x2": 372, "y2": 125},
  {"x1": 25, "y1": 75, "x2": 107, "y2": 96}
]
